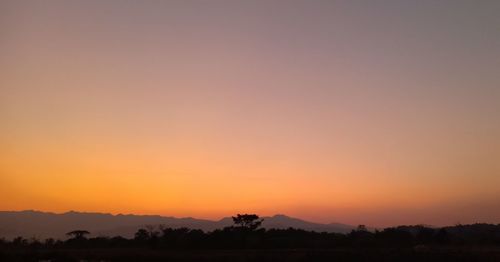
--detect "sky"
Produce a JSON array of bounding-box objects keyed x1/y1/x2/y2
[{"x1": 1, "y1": 0, "x2": 499, "y2": 227}]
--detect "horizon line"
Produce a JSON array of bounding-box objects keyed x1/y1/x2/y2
[{"x1": 4, "y1": 209, "x2": 494, "y2": 228}]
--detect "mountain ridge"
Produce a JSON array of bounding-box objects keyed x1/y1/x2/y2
[{"x1": 0, "y1": 210, "x2": 355, "y2": 239}]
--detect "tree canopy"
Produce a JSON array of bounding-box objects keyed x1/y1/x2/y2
[{"x1": 232, "y1": 214, "x2": 263, "y2": 230}]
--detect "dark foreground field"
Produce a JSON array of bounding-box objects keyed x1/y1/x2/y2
[
  {"x1": 2, "y1": 219, "x2": 500, "y2": 261},
  {"x1": 2, "y1": 247, "x2": 500, "y2": 262}
]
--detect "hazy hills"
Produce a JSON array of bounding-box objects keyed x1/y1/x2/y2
[{"x1": 0, "y1": 210, "x2": 355, "y2": 239}]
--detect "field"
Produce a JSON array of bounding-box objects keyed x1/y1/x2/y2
[{"x1": 2, "y1": 246, "x2": 500, "y2": 262}]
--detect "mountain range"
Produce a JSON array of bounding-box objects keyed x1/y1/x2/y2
[{"x1": 0, "y1": 210, "x2": 356, "y2": 239}]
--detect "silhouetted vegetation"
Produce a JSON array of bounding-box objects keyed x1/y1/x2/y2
[
  {"x1": 65, "y1": 230, "x2": 90, "y2": 240},
  {"x1": 1, "y1": 214, "x2": 499, "y2": 261},
  {"x1": 232, "y1": 214, "x2": 263, "y2": 230}
]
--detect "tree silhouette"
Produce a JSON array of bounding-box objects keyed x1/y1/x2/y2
[
  {"x1": 232, "y1": 214, "x2": 263, "y2": 230},
  {"x1": 66, "y1": 230, "x2": 90, "y2": 239},
  {"x1": 134, "y1": 228, "x2": 150, "y2": 242},
  {"x1": 356, "y1": 225, "x2": 367, "y2": 232}
]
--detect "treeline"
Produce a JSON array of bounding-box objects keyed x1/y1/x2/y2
[
  {"x1": 1, "y1": 215, "x2": 500, "y2": 250},
  {"x1": 2, "y1": 216, "x2": 499, "y2": 262}
]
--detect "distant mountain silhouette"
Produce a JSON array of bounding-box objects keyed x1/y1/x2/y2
[{"x1": 0, "y1": 210, "x2": 356, "y2": 239}]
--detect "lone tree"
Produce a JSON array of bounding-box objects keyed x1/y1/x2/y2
[
  {"x1": 232, "y1": 214, "x2": 263, "y2": 230},
  {"x1": 356, "y1": 225, "x2": 367, "y2": 232},
  {"x1": 66, "y1": 230, "x2": 90, "y2": 239},
  {"x1": 134, "y1": 228, "x2": 150, "y2": 242}
]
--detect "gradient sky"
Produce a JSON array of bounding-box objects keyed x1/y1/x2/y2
[{"x1": 1, "y1": 0, "x2": 499, "y2": 227}]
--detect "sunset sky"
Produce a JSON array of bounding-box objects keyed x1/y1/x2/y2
[{"x1": 1, "y1": 0, "x2": 499, "y2": 227}]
